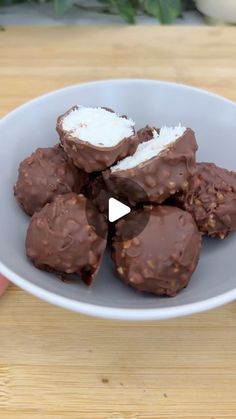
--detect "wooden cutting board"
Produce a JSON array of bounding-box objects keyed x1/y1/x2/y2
[{"x1": 0, "y1": 26, "x2": 236, "y2": 419}]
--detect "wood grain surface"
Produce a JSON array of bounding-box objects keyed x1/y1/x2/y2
[{"x1": 0, "y1": 26, "x2": 236, "y2": 419}]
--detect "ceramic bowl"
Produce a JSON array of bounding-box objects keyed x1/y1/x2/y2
[
  {"x1": 0, "y1": 79, "x2": 236, "y2": 320},
  {"x1": 196, "y1": 0, "x2": 236, "y2": 24}
]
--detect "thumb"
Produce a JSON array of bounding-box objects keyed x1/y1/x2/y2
[{"x1": 0, "y1": 275, "x2": 9, "y2": 296}]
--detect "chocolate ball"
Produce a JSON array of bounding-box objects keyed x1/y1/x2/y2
[
  {"x1": 14, "y1": 144, "x2": 87, "y2": 216},
  {"x1": 103, "y1": 127, "x2": 198, "y2": 206},
  {"x1": 85, "y1": 173, "x2": 109, "y2": 215},
  {"x1": 175, "y1": 162, "x2": 236, "y2": 239},
  {"x1": 56, "y1": 106, "x2": 139, "y2": 173},
  {"x1": 26, "y1": 193, "x2": 108, "y2": 284},
  {"x1": 112, "y1": 205, "x2": 201, "y2": 296}
]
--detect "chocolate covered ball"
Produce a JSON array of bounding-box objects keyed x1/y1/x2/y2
[
  {"x1": 14, "y1": 144, "x2": 87, "y2": 216},
  {"x1": 104, "y1": 126, "x2": 197, "y2": 206},
  {"x1": 26, "y1": 193, "x2": 108, "y2": 284},
  {"x1": 85, "y1": 173, "x2": 109, "y2": 215},
  {"x1": 175, "y1": 162, "x2": 236, "y2": 239},
  {"x1": 57, "y1": 106, "x2": 139, "y2": 173},
  {"x1": 112, "y1": 206, "x2": 201, "y2": 296}
]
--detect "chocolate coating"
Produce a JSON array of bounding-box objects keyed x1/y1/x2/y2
[
  {"x1": 112, "y1": 205, "x2": 201, "y2": 296},
  {"x1": 175, "y1": 162, "x2": 236, "y2": 239},
  {"x1": 14, "y1": 144, "x2": 87, "y2": 216},
  {"x1": 26, "y1": 193, "x2": 108, "y2": 284},
  {"x1": 86, "y1": 173, "x2": 109, "y2": 215},
  {"x1": 86, "y1": 172, "x2": 150, "y2": 224},
  {"x1": 103, "y1": 128, "x2": 197, "y2": 206},
  {"x1": 57, "y1": 106, "x2": 139, "y2": 173}
]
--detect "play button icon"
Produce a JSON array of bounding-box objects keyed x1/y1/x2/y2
[
  {"x1": 108, "y1": 197, "x2": 131, "y2": 223},
  {"x1": 86, "y1": 174, "x2": 150, "y2": 240}
]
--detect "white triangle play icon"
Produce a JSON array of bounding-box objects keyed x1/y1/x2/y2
[{"x1": 108, "y1": 197, "x2": 131, "y2": 223}]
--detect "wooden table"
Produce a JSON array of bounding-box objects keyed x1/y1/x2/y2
[{"x1": 0, "y1": 26, "x2": 236, "y2": 419}]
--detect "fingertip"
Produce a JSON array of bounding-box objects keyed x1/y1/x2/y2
[{"x1": 0, "y1": 275, "x2": 9, "y2": 296}]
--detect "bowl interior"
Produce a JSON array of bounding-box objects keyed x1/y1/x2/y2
[{"x1": 1, "y1": 79, "x2": 236, "y2": 319}]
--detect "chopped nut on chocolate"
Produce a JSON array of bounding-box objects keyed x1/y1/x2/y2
[{"x1": 137, "y1": 125, "x2": 159, "y2": 143}]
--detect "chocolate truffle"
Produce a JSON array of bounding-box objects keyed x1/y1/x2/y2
[
  {"x1": 86, "y1": 173, "x2": 149, "y2": 219},
  {"x1": 26, "y1": 193, "x2": 108, "y2": 284},
  {"x1": 112, "y1": 205, "x2": 201, "y2": 296},
  {"x1": 14, "y1": 144, "x2": 87, "y2": 216},
  {"x1": 56, "y1": 106, "x2": 139, "y2": 173},
  {"x1": 86, "y1": 173, "x2": 110, "y2": 215},
  {"x1": 175, "y1": 162, "x2": 236, "y2": 239},
  {"x1": 103, "y1": 126, "x2": 197, "y2": 206}
]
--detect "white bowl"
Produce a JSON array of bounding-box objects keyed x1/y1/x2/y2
[
  {"x1": 0, "y1": 79, "x2": 236, "y2": 320},
  {"x1": 196, "y1": 0, "x2": 236, "y2": 24}
]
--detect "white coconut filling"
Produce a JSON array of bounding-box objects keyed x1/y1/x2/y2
[
  {"x1": 111, "y1": 125, "x2": 186, "y2": 172},
  {"x1": 62, "y1": 106, "x2": 135, "y2": 147}
]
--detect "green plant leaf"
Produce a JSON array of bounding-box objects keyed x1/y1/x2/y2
[
  {"x1": 144, "y1": 0, "x2": 182, "y2": 23},
  {"x1": 0, "y1": 0, "x2": 197, "y2": 21},
  {"x1": 112, "y1": 0, "x2": 136, "y2": 23},
  {"x1": 130, "y1": 0, "x2": 140, "y2": 8},
  {"x1": 144, "y1": 0, "x2": 161, "y2": 19},
  {"x1": 0, "y1": 0, "x2": 27, "y2": 5},
  {"x1": 182, "y1": 0, "x2": 195, "y2": 11},
  {"x1": 160, "y1": 0, "x2": 182, "y2": 23},
  {"x1": 54, "y1": 0, "x2": 75, "y2": 15}
]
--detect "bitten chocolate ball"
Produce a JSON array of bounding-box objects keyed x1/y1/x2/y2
[
  {"x1": 26, "y1": 193, "x2": 108, "y2": 284},
  {"x1": 175, "y1": 162, "x2": 236, "y2": 239},
  {"x1": 104, "y1": 126, "x2": 197, "y2": 206},
  {"x1": 14, "y1": 144, "x2": 87, "y2": 216},
  {"x1": 112, "y1": 206, "x2": 201, "y2": 296},
  {"x1": 57, "y1": 106, "x2": 139, "y2": 173}
]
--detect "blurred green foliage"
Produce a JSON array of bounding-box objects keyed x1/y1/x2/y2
[{"x1": 0, "y1": 0, "x2": 196, "y2": 24}]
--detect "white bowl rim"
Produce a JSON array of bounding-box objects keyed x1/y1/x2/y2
[{"x1": 1, "y1": 79, "x2": 236, "y2": 320}]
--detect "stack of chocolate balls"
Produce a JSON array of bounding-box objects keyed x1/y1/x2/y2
[{"x1": 14, "y1": 105, "x2": 236, "y2": 297}]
